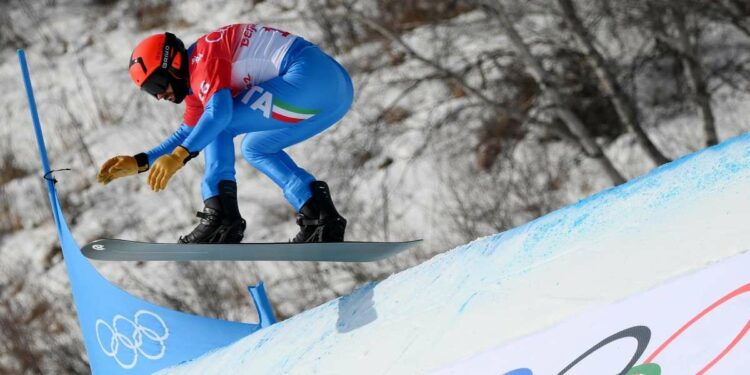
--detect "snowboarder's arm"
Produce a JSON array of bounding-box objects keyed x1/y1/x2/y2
[
  {"x1": 97, "y1": 121, "x2": 195, "y2": 186},
  {"x1": 143, "y1": 89, "x2": 232, "y2": 192},
  {"x1": 179, "y1": 88, "x2": 233, "y2": 154},
  {"x1": 138, "y1": 124, "x2": 194, "y2": 170}
]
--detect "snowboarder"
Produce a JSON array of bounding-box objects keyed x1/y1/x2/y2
[{"x1": 96, "y1": 24, "x2": 352, "y2": 244}]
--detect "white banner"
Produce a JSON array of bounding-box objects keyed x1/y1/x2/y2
[{"x1": 438, "y1": 251, "x2": 750, "y2": 374}]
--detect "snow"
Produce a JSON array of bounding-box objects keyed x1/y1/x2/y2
[{"x1": 158, "y1": 131, "x2": 750, "y2": 374}]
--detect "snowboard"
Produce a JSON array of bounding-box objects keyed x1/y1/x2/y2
[{"x1": 81, "y1": 239, "x2": 422, "y2": 262}]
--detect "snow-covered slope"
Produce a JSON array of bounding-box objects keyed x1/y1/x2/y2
[{"x1": 158, "y1": 127, "x2": 750, "y2": 374}]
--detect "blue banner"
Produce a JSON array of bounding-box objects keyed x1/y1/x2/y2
[{"x1": 18, "y1": 49, "x2": 276, "y2": 374}]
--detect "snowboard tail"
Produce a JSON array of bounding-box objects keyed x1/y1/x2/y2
[{"x1": 81, "y1": 239, "x2": 421, "y2": 262}]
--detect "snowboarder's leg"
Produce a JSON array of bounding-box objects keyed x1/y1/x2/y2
[
  {"x1": 229, "y1": 44, "x2": 353, "y2": 241},
  {"x1": 238, "y1": 88, "x2": 351, "y2": 241},
  {"x1": 200, "y1": 130, "x2": 237, "y2": 201},
  {"x1": 241, "y1": 139, "x2": 347, "y2": 242},
  {"x1": 179, "y1": 131, "x2": 246, "y2": 244},
  {"x1": 241, "y1": 143, "x2": 315, "y2": 210}
]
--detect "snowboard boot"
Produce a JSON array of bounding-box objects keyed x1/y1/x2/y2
[
  {"x1": 292, "y1": 181, "x2": 347, "y2": 243},
  {"x1": 178, "y1": 180, "x2": 246, "y2": 244}
]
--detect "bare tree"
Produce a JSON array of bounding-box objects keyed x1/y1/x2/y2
[
  {"x1": 642, "y1": 4, "x2": 719, "y2": 146},
  {"x1": 440, "y1": 141, "x2": 571, "y2": 245},
  {"x1": 707, "y1": 0, "x2": 750, "y2": 39},
  {"x1": 556, "y1": 0, "x2": 671, "y2": 166},
  {"x1": 0, "y1": 263, "x2": 89, "y2": 374},
  {"x1": 481, "y1": 1, "x2": 626, "y2": 185}
]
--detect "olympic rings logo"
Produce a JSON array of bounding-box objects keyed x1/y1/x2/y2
[
  {"x1": 95, "y1": 310, "x2": 169, "y2": 369},
  {"x1": 503, "y1": 282, "x2": 750, "y2": 374}
]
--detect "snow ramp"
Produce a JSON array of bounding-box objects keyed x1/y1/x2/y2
[{"x1": 161, "y1": 133, "x2": 750, "y2": 375}]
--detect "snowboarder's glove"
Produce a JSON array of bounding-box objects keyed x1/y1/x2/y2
[
  {"x1": 96, "y1": 155, "x2": 143, "y2": 185},
  {"x1": 148, "y1": 146, "x2": 192, "y2": 192}
]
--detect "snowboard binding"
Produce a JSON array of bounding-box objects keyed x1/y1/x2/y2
[
  {"x1": 179, "y1": 180, "x2": 246, "y2": 244},
  {"x1": 178, "y1": 207, "x2": 246, "y2": 244},
  {"x1": 292, "y1": 181, "x2": 347, "y2": 243}
]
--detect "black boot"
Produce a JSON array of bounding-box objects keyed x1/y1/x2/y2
[
  {"x1": 216, "y1": 180, "x2": 245, "y2": 243},
  {"x1": 292, "y1": 181, "x2": 347, "y2": 243},
  {"x1": 179, "y1": 180, "x2": 246, "y2": 244}
]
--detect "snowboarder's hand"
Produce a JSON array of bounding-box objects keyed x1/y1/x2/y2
[
  {"x1": 97, "y1": 155, "x2": 139, "y2": 185},
  {"x1": 148, "y1": 147, "x2": 190, "y2": 192}
]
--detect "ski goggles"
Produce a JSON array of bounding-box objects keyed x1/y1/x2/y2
[{"x1": 141, "y1": 70, "x2": 171, "y2": 98}]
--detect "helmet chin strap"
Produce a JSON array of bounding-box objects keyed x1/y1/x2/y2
[{"x1": 171, "y1": 77, "x2": 189, "y2": 103}]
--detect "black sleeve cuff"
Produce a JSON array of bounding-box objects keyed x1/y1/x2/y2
[
  {"x1": 177, "y1": 146, "x2": 200, "y2": 165},
  {"x1": 134, "y1": 152, "x2": 149, "y2": 173}
]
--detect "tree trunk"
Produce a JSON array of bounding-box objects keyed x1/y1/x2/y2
[
  {"x1": 557, "y1": 0, "x2": 671, "y2": 166},
  {"x1": 672, "y1": 10, "x2": 719, "y2": 146},
  {"x1": 487, "y1": 2, "x2": 626, "y2": 185}
]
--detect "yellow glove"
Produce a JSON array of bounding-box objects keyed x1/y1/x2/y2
[
  {"x1": 97, "y1": 155, "x2": 141, "y2": 185},
  {"x1": 148, "y1": 147, "x2": 191, "y2": 192}
]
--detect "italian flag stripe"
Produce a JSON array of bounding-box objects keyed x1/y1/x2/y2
[
  {"x1": 273, "y1": 105, "x2": 316, "y2": 120},
  {"x1": 271, "y1": 99, "x2": 319, "y2": 123},
  {"x1": 271, "y1": 111, "x2": 305, "y2": 123},
  {"x1": 273, "y1": 99, "x2": 319, "y2": 115}
]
